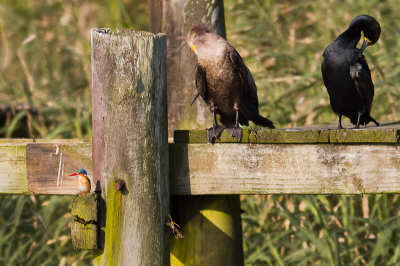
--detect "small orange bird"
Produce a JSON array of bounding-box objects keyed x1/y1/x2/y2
[{"x1": 69, "y1": 169, "x2": 91, "y2": 195}]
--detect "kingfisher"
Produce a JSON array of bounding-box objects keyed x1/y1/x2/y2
[{"x1": 69, "y1": 169, "x2": 91, "y2": 195}]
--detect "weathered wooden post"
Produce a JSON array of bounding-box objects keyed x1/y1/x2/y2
[
  {"x1": 91, "y1": 28, "x2": 169, "y2": 265},
  {"x1": 157, "y1": 0, "x2": 245, "y2": 265}
]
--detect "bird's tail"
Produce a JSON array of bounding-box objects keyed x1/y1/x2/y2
[
  {"x1": 350, "y1": 114, "x2": 379, "y2": 127},
  {"x1": 246, "y1": 113, "x2": 275, "y2": 129},
  {"x1": 368, "y1": 115, "x2": 379, "y2": 126}
]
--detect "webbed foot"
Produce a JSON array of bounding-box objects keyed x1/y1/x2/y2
[
  {"x1": 206, "y1": 125, "x2": 225, "y2": 143},
  {"x1": 225, "y1": 126, "x2": 242, "y2": 142}
]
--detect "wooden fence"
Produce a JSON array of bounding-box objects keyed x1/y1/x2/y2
[
  {"x1": 2, "y1": 122, "x2": 400, "y2": 196},
  {"x1": 2, "y1": 0, "x2": 400, "y2": 264}
]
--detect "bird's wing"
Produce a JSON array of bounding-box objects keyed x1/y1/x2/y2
[
  {"x1": 229, "y1": 49, "x2": 258, "y2": 108},
  {"x1": 350, "y1": 60, "x2": 374, "y2": 113},
  {"x1": 358, "y1": 54, "x2": 372, "y2": 78},
  {"x1": 321, "y1": 57, "x2": 329, "y2": 89},
  {"x1": 195, "y1": 63, "x2": 207, "y2": 102}
]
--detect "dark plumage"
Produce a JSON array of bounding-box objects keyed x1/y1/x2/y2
[
  {"x1": 321, "y1": 15, "x2": 380, "y2": 129},
  {"x1": 187, "y1": 24, "x2": 275, "y2": 142}
]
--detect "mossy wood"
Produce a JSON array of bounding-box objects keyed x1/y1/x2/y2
[
  {"x1": 91, "y1": 29, "x2": 169, "y2": 266},
  {"x1": 170, "y1": 195, "x2": 244, "y2": 266},
  {"x1": 174, "y1": 121, "x2": 400, "y2": 143},
  {"x1": 71, "y1": 193, "x2": 99, "y2": 250},
  {"x1": 161, "y1": 1, "x2": 244, "y2": 265}
]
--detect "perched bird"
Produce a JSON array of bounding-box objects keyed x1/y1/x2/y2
[
  {"x1": 186, "y1": 23, "x2": 275, "y2": 142},
  {"x1": 321, "y1": 15, "x2": 380, "y2": 129},
  {"x1": 69, "y1": 169, "x2": 91, "y2": 195}
]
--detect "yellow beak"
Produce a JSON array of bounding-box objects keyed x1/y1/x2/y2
[
  {"x1": 361, "y1": 37, "x2": 371, "y2": 52},
  {"x1": 191, "y1": 45, "x2": 196, "y2": 52}
]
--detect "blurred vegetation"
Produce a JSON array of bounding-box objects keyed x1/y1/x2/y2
[{"x1": 1, "y1": 0, "x2": 400, "y2": 265}]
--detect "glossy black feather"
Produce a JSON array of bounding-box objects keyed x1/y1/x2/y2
[{"x1": 321, "y1": 15, "x2": 380, "y2": 127}]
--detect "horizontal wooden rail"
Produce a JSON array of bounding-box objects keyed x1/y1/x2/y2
[
  {"x1": 0, "y1": 140, "x2": 92, "y2": 195},
  {"x1": 1, "y1": 122, "x2": 400, "y2": 195},
  {"x1": 169, "y1": 143, "x2": 400, "y2": 194}
]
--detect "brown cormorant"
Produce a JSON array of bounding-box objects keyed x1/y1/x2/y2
[
  {"x1": 321, "y1": 15, "x2": 380, "y2": 129},
  {"x1": 187, "y1": 24, "x2": 275, "y2": 142}
]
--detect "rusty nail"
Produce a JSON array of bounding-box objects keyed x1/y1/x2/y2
[{"x1": 114, "y1": 180, "x2": 125, "y2": 192}]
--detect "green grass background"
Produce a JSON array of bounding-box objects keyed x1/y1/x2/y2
[{"x1": 1, "y1": 0, "x2": 400, "y2": 265}]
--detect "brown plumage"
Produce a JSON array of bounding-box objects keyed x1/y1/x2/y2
[{"x1": 187, "y1": 24, "x2": 274, "y2": 142}]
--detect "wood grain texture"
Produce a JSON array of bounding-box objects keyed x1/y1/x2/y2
[
  {"x1": 1, "y1": 136, "x2": 400, "y2": 195},
  {"x1": 26, "y1": 143, "x2": 93, "y2": 195},
  {"x1": 91, "y1": 29, "x2": 169, "y2": 266},
  {"x1": 0, "y1": 144, "x2": 28, "y2": 194},
  {"x1": 169, "y1": 143, "x2": 400, "y2": 195},
  {"x1": 174, "y1": 121, "x2": 400, "y2": 144}
]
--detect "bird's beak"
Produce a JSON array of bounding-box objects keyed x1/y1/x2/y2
[
  {"x1": 191, "y1": 45, "x2": 198, "y2": 55},
  {"x1": 361, "y1": 37, "x2": 370, "y2": 52},
  {"x1": 69, "y1": 172, "x2": 79, "y2": 176},
  {"x1": 190, "y1": 92, "x2": 200, "y2": 106}
]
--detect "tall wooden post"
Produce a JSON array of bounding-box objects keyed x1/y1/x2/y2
[
  {"x1": 91, "y1": 29, "x2": 169, "y2": 265},
  {"x1": 157, "y1": 0, "x2": 245, "y2": 265}
]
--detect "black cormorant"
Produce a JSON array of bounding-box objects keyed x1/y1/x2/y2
[{"x1": 321, "y1": 15, "x2": 380, "y2": 129}]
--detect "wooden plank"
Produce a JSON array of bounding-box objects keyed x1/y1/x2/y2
[
  {"x1": 0, "y1": 144, "x2": 28, "y2": 194},
  {"x1": 169, "y1": 143, "x2": 400, "y2": 195},
  {"x1": 26, "y1": 143, "x2": 92, "y2": 195},
  {"x1": 174, "y1": 121, "x2": 400, "y2": 144}
]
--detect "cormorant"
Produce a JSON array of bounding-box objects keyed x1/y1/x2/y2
[
  {"x1": 321, "y1": 15, "x2": 380, "y2": 129},
  {"x1": 186, "y1": 24, "x2": 275, "y2": 142}
]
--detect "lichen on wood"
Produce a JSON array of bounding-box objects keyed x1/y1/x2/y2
[
  {"x1": 71, "y1": 193, "x2": 99, "y2": 250},
  {"x1": 91, "y1": 28, "x2": 169, "y2": 266},
  {"x1": 0, "y1": 144, "x2": 28, "y2": 194},
  {"x1": 174, "y1": 121, "x2": 400, "y2": 144}
]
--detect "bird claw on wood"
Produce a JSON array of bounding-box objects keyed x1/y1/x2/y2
[
  {"x1": 206, "y1": 125, "x2": 224, "y2": 143},
  {"x1": 225, "y1": 126, "x2": 242, "y2": 142},
  {"x1": 166, "y1": 215, "x2": 185, "y2": 240}
]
